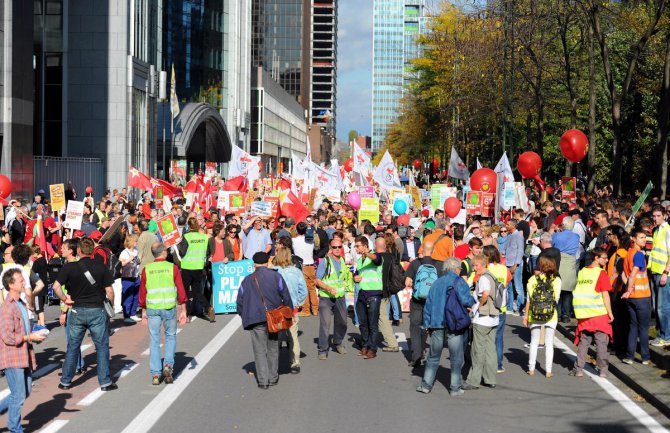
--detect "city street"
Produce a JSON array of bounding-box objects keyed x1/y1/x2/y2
[{"x1": 4, "y1": 307, "x2": 669, "y2": 433}]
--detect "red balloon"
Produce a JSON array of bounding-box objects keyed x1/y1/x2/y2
[
  {"x1": 517, "y1": 152, "x2": 542, "y2": 179},
  {"x1": 441, "y1": 170, "x2": 448, "y2": 178},
  {"x1": 85, "y1": 186, "x2": 93, "y2": 194},
  {"x1": 397, "y1": 214, "x2": 410, "y2": 226},
  {"x1": 444, "y1": 197, "x2": 461, "y2": 219},
  {"x1": 421, "y1": 208, "x2": 430, "y2": 217},
  {"x1": 413, "y1": 159, "x2": 422, "y2": 170},
  {"x1": 0, "y1": 175, "x2": 11, "y2": 199},
  {"x1": 560, "y1": 129, "x2": 588, "y2": 163},
  {"x1": 432, "y1": 158, "x2": 440, "y2": 168},
  {"x1": 469, "y1": 168, "x2": 497, "y2": 193},
  {"x1": 344, "y1": 158, "x2": 354, "y2": 173}
]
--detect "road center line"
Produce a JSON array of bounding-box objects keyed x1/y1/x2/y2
[
  {"x1": 120, "y1": 316, "x2": 242, "y2": 433},
  {"x1": 553, "y1": 337, "x2": 669, "y2": 433},
  {"x1": 39, "y1": 419, "x2": 69, "y2": 433}
]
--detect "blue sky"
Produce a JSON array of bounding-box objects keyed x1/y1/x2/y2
[{"x1": 336, "y1": 0, "x2": 374, "y2": 142}]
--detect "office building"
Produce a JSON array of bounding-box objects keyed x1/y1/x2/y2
[{"x1": 371, "y1": 0, "x2": 425, "y2": 153}]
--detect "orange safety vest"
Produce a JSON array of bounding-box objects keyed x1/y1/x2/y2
[
  {"x1": 607, "y1": 248, "x2": 627, "y2": 293},
  {"x1": 623, "y1": 247, "x2": 651, "y2": 299}
]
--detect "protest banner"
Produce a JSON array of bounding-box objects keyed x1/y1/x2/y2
[
  {"x1": 265, "y1": 195, "x2": 279, "y2": 218},
  {"x1": 420, "y1": 188, "x2": 430, "y2": 202},
  {"x1": 466, "y1": 191, "x2": 482, "y2": 215},
  {"x1": 245, "y1": 189, "x2": 258, "y2": 210},
  {"x1": 205, "y1": 162, "x2": 218, "y2": 178},
  {"x1": 503, "y1": 182, "x2": 517, "y2": 208},
  {"x1": 250, "y1": 201, "x2": 273, "y2": 217},
  {"x1": 461, "y1": 186, "x2": 471, "y2": 207},
  {"x1": 439, "y1": 187, "x2": 458, "y2": 210},
  {"x1": 156, "y1": 214, "x2": 181, "y2": 247},
  {"x1": 217, "y1": 190, "x2": 229, "y2": 210},
  {"x1": 430, "y1": 184, "x2": 447, "y2": 209},
  {"x1": 409, "y1": 186, "x2": 422, "y2": 208},
  {"x1": 212, "y1": 259, "x2": 255, "y2": 313},
  {"x1": 482, "y1": 193, "x2": 495, "y2": 218},
  {"x1": 63, "y1": 200, "x2": 84, "y2": 230},
  {"x1": 561, "y1": 177, "x2": 577, "y2": 202},
  {"x1": 49, "y1": 184, "x2": 66, "y2": 212},
  {"x1": 359, "y1": 186, "x2": 375, "y2": 198},
  {"x1": 228, "y1": 193, "x2": 245, "y2": 215},
  {"x1": 626, "y1": 181, "x2": 654, "y2": 229},
  {"x1": 307, "y1": 188, "x2": 317, "y2": 210},
  {"x1": 99, "y1": 216, "x2": 125, "y2": 244},
  {"x1": 359, "y1": 197, "x2": 380, "y2": 224}
]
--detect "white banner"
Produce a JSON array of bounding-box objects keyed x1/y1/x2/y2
[
  {"x1": 228, "y1": 145, "x2": 261, "y2": 183},
  {"x1": 373, "y1": 150, "x2": 401, "y2": 190},
  {"x1": 448, "y1": 147, "x2": 470, "y2": 180},
  {"x1": 63, "y1": 200, "x2": 84, "y2": 230}
]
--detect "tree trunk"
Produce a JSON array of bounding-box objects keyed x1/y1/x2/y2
[
  {"x1": 587, "y1": 24, "x2": 597, "y2": 193},
  {"x1": 656, "y1": 31, "x2": 670, "y2": 199}
]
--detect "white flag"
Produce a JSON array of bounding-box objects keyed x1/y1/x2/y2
[
  {"x1": 308, "y1": 161, "x2": 340, "y2": 194},
  {"x1": 477, "y1": 158, "x2": 483, "y2": 170},
  {"x1": 373, "y1": 150, "x2": 401, "y2": 190},
  {"x1": 353, "y1": 142, "x2": 372, "y2": 184},
  {"x1": 329, "y1": 159, "x2": 345, "y2": 191},
  {"x1": 170, "y1": 64, "x2": 180, "y2": 119},
  {"x1": 228, "y1": 145, "x2": 261, "y2": 183},
  {"x1": 494, "y1": 151, "x2": 515, "y2": 183},
  {"x1": 448, "y1": 147, "x2": 470, "y2": 180}
]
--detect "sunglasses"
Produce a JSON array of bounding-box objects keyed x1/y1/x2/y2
[
  {"x1": 331, "y1": 246, "x2": 343, "y2": 249},
  {"x1": 228, "y1": 231, "x2": 237, "y2": 234}
]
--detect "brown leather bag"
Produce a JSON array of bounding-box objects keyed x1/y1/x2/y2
[{"x1": 253, "y1": 274, "x2": 293, "y2": 333}]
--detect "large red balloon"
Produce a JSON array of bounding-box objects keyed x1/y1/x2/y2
[
  {"x1": 397, "y1": 214, "x2": 410, "y2": 226},
  {"x1": 344, "y1": 158, "x2": 354, "y2": 173},
  {"x1": 517, "y1": 152, "x2": 542, "y2": 179},
  {"x1": 444, "y1": 197, "x2": 461, "y2": 219},
  {"x1": 470, "y1": 168, "x2": 497, "y2": 193},
  {"x1": 0, "y1": 175, "x2": 11, "y2": 198},
  {"x1": 560, "y1": 129, "x2": 588, "y2": 163},
  {"x1": 413, "y1": 159, "x2": 422, "y2": 170},
  {"x1": 421, "y1": 208, "x2": 430, "y2": 217},
  {"x1": 432, "y1": 158, "x2": 440, "y2": 168}
]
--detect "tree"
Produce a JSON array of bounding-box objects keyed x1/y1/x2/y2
[{"x1": 348, "y1": 130, "x2": 359, "y2": 143}]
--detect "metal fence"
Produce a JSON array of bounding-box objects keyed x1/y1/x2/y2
[{"x1": 33, "y1": 157, "x2": 105, "y2": 197}]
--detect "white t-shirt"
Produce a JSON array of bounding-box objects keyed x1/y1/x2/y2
[
  {"x1": 292, "y1": 235, "x2": 315, "y2": 265},
  {"x1": 472, "y1": 274, "x2": 499, "y2": 327}
]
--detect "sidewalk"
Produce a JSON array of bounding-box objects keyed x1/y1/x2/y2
[{"x1": 555, "y1": 319, "x2": 670, "y2": 419}]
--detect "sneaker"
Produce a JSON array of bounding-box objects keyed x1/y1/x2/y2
[
  {"x1": 642, "y1": 360, "x2": 651, "y2": 366},
  {"x1": 152, "y1": 375, "x2": 161, "y2": 386},
  {"x1": 527, "y1": 370, "x2": 535, "y2": 376},
  {"x1": 318, "y1": 352, "x2": 328, "y2": 360},
  {"x1": 290, "y1": 365, "x2": 301, "y2": 374},
  {"x1": 546, "y1": 372, "x2": 553, "y2": 378},
  {"x1": 416, "y1": 385, "x2": 431, "y2": 394},
  {"x1": 123, "y1": 318, "x2": 135, "y2": 324},
  {"x1": 162, "y1": 364, "x2": 173, "y2": 384},
  {"x1": 382, "y1": 346, "x2": 400, "y2": 352},
  {"x1": 461, "y1": 383, "x2": 479, "y2": 390},
  {"x1": 497, "y1": 367, "x2": 505, "y2": 374},
  {"x1": 538, "y1": 344, "x2": 545, "y2": 349},
  {"x1": 568, "y1": 369, "x2": 584, "y2": 377},
  {"x1": 450, "y1": 389, "x2": 465, "y2": 396},
  {"x1": 334, "y1": 345, "x2": 347, "y2": 355},
  {"x1": 651, "y1": 338, "x2": 668, "y2": 347},
  {"x1": 621, "y1": 358, "x2": 634, "y2": 365}
]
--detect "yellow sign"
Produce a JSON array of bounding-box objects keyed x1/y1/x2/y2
[
  {"x1": 359, "y1": 198, "x2": 380, "y2": 224},
  {"x1": 50, "y1": 183, "x2": 66, "y2": 212}
]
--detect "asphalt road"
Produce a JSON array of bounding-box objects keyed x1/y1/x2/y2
[{"x1": 2, "y1": 305, "x2": 670, "y2": 433}]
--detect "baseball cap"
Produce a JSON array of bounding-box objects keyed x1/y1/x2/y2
[{"x1": 89, "y1": 231, "x2": 103, "y2": 241}]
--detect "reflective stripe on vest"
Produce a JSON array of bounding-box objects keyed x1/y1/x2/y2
[
  {"x1": 650, "y1": 223, "x2": 670, "y2": 274},
  {"x1": 181, "y1": 231, "x2": 208, "y2": 270},
  {"x1": 319, "y1": 256, "x2": 351, "y2": 299},
  {"x1": 573, "y1": 267, "x2": 607, "y2": 319},
  {"x1": 94, "y1": 209, "x2": 105, "y2": 228},
  {"x1": 607, "y1": 249, "x2": 627, "y2": 292},
  {"x1": 145, "y1": 261, "x2": 177, "y2": 310},
  {"x1": 356, "y1": 257, "x2": 383, "y2": 292},
  {"x1": 624, "y1": 247, "x2": 651, "y2": 299}
]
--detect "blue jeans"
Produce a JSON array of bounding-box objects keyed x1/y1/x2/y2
[
  {"x1": 509, "y1": 265, "x2": 525, "y2": 312},
  {"x1": 626, "y1": 297, "x2": 651, "y2": 360},
  {"x1": 421, "y1": 329, "x2": 465, "y2": 393},
  {"x1": 529, "y1": 256, "x2": 539, "y2": 273},
  {"x1": 353, "y1": 284, "x2": 360, "y2": 326},
  {"x1": 147, "y1": 308, "x2": 177, "y2": 376},
  {"x1": 653, "y1": 274, "x2": 670, "y2": 340},
  {"x1": 390, "y1": 294, "x2": 401, "y2": 320},
  {"x1": 496, "y1": 312, "x2": 506, "y2": 370},
  {"x1": 558, "y1": 291, "x2": 573, "y2": 320},
  {"x1": 61, "y1": 307, "x2": 111, "y2": 387},
  {"x1": 0, "y1": 368, "x2": 32, "y2": 432},
  {"x1": 121, "y1": 277, "x2": 140, "y2": 318},
  {"x1": 65, "y1": 311, "x2": 85, "y2": 371},
  {"x1": 356, "y1": 295, "x2": 381, "y2": 351}
]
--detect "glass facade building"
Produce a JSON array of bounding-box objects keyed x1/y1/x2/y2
[{"x1": 371, "y1": 0, "x2": 424, "y2": 152}]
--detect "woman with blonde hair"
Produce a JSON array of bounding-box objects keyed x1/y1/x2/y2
[
  {"x1": 273, "y1": 248, "x2": 307, "y2": 374},
  {"x1": 523, "y1": 255, "x2": 561, "y2": 377},
  {"x1": 119, "y1": 233, "x2": 141, "y2": 323}
]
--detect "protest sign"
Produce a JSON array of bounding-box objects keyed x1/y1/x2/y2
[
  {"x1": 156, "y1": 214, "x2": 181, "y2": 247},
  {"x1": 265, "y1": 195, "x2": 279, "y2": 218},
  {"x1": 63, "y1": 200, "x2": 84, "y2": 230},
  {"x1": 212, "y1": 259, "x2": 255, "y2": 313},
  {"x1": 482, "y1": 193, "x2": 495, "y2": 218},
  {"x1": 358, "y1": 186, "x2": 375, "y2": 198},
  {"x1": 250, "y1": 201, "x2": 273, "y2": 217},
  {"x1": 49, "y1": 184, "x2": 66, "y2": 212},
  {"x1": 409, "y1": 186, "x2": 422, "y2": 208},
  {"x1": 430, "y1": 184, "x2": 447, "y2": 209},
  {"x1": 439, "y1": 187, "x2": 458, "y2": 210},
  {"x1": 307, "y1": 188, "x2": 317, "y2": 210},
  {"x1": 217, "y1": 190, "x2": 229, "y2": 210},
  {"x1": 359, "y1": 197, "x2": 380, "y2": 224},
  {"x1": 228, "y1": 193, "x2": 245, "y2": 215},
  {"x1": 561, "y1": 177, "x2": 577, "y2": 202},
  {"x1": 466, "y1": 191, "x2": 482, "y2": 215},
  {"x1": 245, "y1": 189, "x2": 258, "y2": 210},
  {"x1": 392, "y1": 193, "x2": 412, "y2": 216},
  {"x1": 503, "y1": 182, "x2": 517, "y2": 208}
]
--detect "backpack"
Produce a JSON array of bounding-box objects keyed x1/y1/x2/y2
[
  {"x1": 412, "y1": 263, "x2": 438, "y2": 300},
  {"x1": 386, "y1": 255, "x2": 406, "y2": 295},
  {"x1": 530, "y1": 277, "x2": 557, "y2": 322},
  {"x1": 482, "y1": 272, "x2": 507, "y2": 310},
  {"x1": 445, "y1": 286, "x2": 471, "y2": 332}
]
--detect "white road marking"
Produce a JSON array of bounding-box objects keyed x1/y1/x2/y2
[
  {"x1": 553, "y1": 337, "x2": 669, "y2": 433},
  {"x1": 39, "y1": 419, "x2": 69, "y2": 433},
  {"x1": 141, "y1": 328, "x2": 184, "y2": 356},
  {"x1": 120, "y1": 316, "x2": 242, "y2": 433},
  {"x1": 395, "y1": 332, "x2": 409, "y2": 352},
  {"x1": 76, "y1": 362, "x2": 139, "y2": 406},
  {"x1": 0, "y1": 362, "x2": 61, "y2": 401},
  {"x1": 81, "y1": 343, "x2": 92, "y2": 352}
]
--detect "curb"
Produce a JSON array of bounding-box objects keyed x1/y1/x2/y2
[{"x1": 555, "y1": 322, "x2": 670, "y2": 420}]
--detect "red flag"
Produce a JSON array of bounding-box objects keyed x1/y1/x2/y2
[
  {"x1": 222, "y1": 176, "x2": 248, "y2": 193},
  {"x1": 279, "y1": 189, "x2": 310, "y2": 223},
  {"x1": 183, "y1": 176, "x2": 200, "y2": 193},
  {"x1": 128, "y1": 166, "x2": 152, "y2": 191},
  {"x1": 151, "y1": 178, "x2": 182, "y2": 198},
  {"x1": 276, "y1": 178, "x2": 292, "y2": 191}
]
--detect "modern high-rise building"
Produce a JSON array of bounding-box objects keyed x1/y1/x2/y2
[{"x1": 371, "y1": 0, "x2": 425, "y2": 153}]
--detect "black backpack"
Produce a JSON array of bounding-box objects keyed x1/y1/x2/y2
[
  {"x1": 386, "y1": 254, "x2": 406, "y2": 295},
  {"x1": 530, "y1": 277, "x2": 557, "y2": 322}
]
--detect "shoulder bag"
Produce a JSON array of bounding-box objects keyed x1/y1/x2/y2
[{"x1": 253, "y1": 274, "x2": 293, "y2": 333}]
